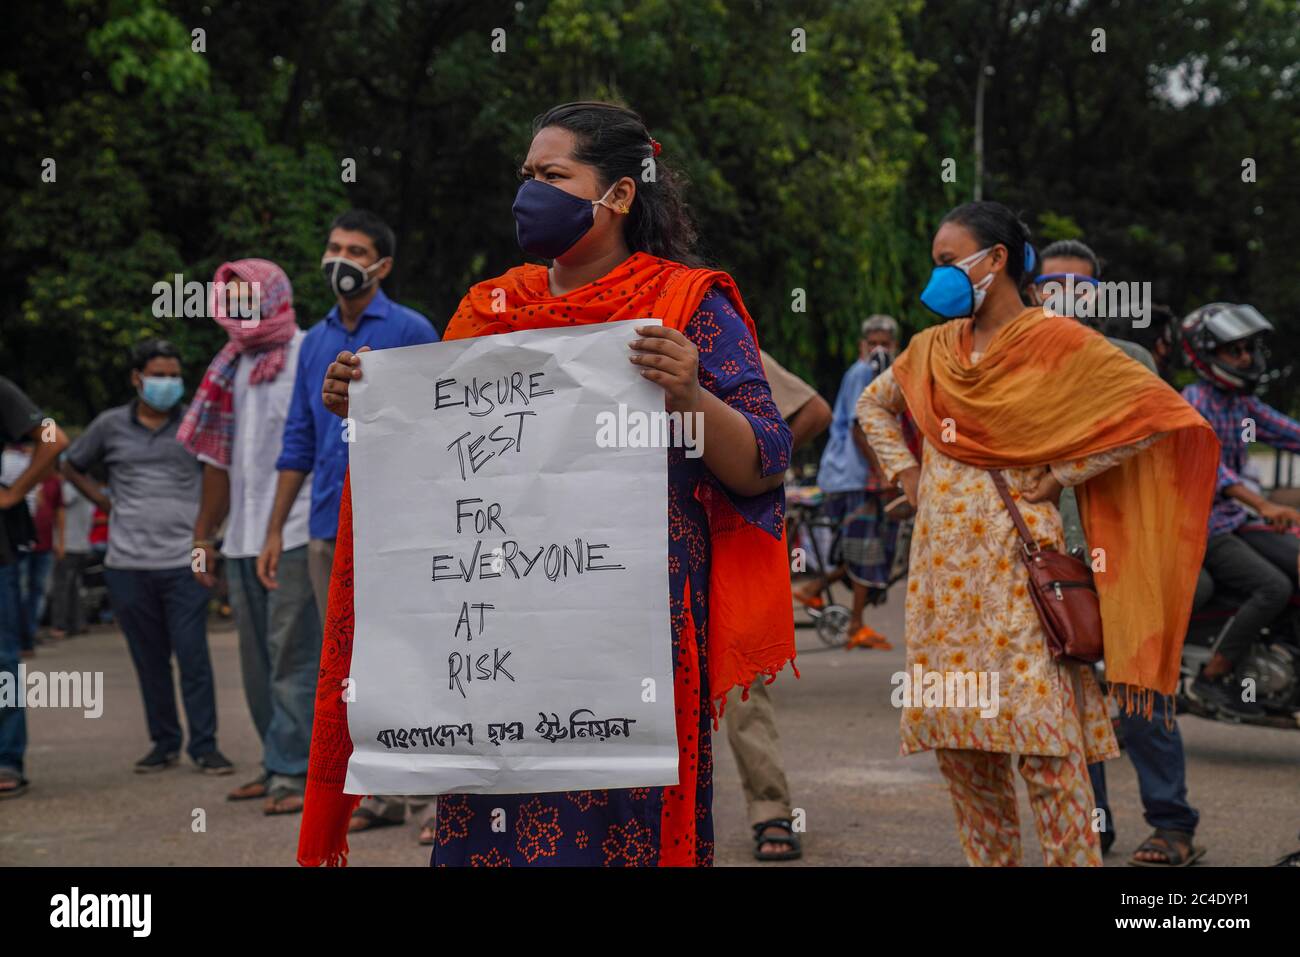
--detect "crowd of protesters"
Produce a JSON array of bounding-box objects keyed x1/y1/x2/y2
[
  {"x1": 1, "y1": 99, "x2": 1298, "y2": 869},
  {"x1": 1, "y1": 210, "x2": 440, "y2": 817}
]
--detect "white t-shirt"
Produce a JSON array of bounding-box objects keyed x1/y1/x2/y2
[
  {"x1": 0, "y1": 448, "x2": 37, "y2": 514},
  {"x1": 202, "y1": 330, "x2": 312, "y2": 558},
  {"x1": 61, "y1": 480, "x2": 94, "y2": 552}
]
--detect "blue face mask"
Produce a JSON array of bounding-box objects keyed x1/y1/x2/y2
[
  {"x1": 513, "y1": 178, "x2": 618, "y2": 260},
  {"x1": 139, "y1": 375, "x2": 184, "y2": 412},
  {"x1": 919, "y1": 246, "x2": 994, "y2": 319}
]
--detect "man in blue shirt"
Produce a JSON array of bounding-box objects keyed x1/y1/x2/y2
[
  {"x1": 795, "y1": 316, "x2": 895, "y2": 647},
  {"x1": 257, "y1": 210, "x2": 438, "y2": 619},
  {"x1": 257, "y1": 209, "x2": 437, "y2": 836}
]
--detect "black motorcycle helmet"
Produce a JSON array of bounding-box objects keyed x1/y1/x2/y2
[{"x1": 1180, "y1": 303, "x2": 1274, "y2": 393}]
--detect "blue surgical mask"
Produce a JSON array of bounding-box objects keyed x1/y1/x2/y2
[
  {"x1": 139, "y1": 375, "x2": 184, "y2": 411},
  {"x1": 919, "y1": 246, "x2": 995, "y2": 319},
  {"x1": 513, "y1": 179, "x2": 618, "y2": 260}
]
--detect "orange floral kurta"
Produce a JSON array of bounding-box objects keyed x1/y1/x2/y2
[{"x1": 858, "y1": 366, "x2": 1156, "y2": 764}]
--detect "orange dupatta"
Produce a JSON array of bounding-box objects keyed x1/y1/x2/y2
[
  {"x1": 298, "y1": 252, "x2": 795, "y2": 866},
  {"x1": 890, "y1": 308, "x2": 1219, "y2": 713}
]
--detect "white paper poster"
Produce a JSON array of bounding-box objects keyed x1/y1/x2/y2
[{"x1": 343, "y1": 319, "x2": 678, "y2": 795}]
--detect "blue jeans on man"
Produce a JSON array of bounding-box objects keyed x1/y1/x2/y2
[
  {"x1": 1088, "y1": 695, "x2": 1199, "y2": 845},
  {"x1": 18, "y1": 549, "x2": 54, "y2": 650},
  {"x1": 225, "y1": 547, "x2": 321, "y2": 791},
  {"x1": 0, "y1": 563, "x2": 26, "y2": 778},
  {"x1": 103, "y1": 566, "x2": 217, "y2": 759}
]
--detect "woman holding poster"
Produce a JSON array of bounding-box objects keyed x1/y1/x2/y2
[{"x1": 300, "y1": 101, "x2": 796, "y2": 867}]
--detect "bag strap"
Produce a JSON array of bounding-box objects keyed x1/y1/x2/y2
[{"x1": 988, "y1": 469, "x2": 1040, "y2": 555}]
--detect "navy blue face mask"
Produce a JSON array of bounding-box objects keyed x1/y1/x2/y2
[{"x1": 513, "y1": 179, "x2": 617, "y2": 259}]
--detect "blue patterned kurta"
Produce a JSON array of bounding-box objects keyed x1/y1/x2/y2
[{"x1": 431, "y1": 288, "x2": 791, "y2": 866}]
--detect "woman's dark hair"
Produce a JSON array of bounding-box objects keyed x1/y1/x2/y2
[
  {"x1": 939, "y1": 201, "x2": 1036, "y2": 298},
  {"x1": 533, "y1": 101, "x2": 701, "y2": 266},
  {"x1": 131, "y1": 338, "x2": 181, "y2": 371},
  {"x1": 1040, "y1": 239, "x2": 1101, "y2": 278}
]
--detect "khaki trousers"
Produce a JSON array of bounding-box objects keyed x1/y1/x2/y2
[{"x1": 723, "y1": 680, "x2": 793, "y2": 826}]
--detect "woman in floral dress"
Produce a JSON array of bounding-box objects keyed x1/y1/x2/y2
[{"x1": 858, "y1": 201, "x2": 1217, "y2": 866}]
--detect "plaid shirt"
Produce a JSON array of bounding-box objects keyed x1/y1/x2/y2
[{"x1": 1182, "y1": 381, "x2": 1300, "y2": 536}]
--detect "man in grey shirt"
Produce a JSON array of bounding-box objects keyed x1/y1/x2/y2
[{"x1": 64, "y1": 339, "x2": 233, "y2": 775}]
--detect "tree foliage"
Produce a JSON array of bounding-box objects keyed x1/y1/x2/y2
[{"x1": 1, "y1": 0, "x2": 1296, "y2": 424}]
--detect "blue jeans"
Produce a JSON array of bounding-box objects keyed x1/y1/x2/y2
[
  {"x1": 1088, "y1": 696, "x2": 1199, "y2": 837},
  {"x1": 225, "y1": 548, "x2": 321, "y2": 787},
  {"x1": 104, "y1": 566, "x2": 217, "y2": 759},
  {"x1": 0, "y1": 563, "x2": 25, "y2": 776},
  {"x1": 18, "y1": 549, "x2": 54, "y2": 650}
]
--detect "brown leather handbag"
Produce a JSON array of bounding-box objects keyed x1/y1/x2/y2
[{"x1": 989, "y1": 470, "x2": 1103, "y2": 664}]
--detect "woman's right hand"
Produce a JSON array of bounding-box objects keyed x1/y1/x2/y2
[
  {"x1": 898, "y1": 466, "x2": 921, "y2": 509},
  {"x1": 322, "y1": 347, "x2": 370, "y2": 419}
]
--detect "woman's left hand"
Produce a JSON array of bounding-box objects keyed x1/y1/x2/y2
[
  {"x1": 1022, "y1": 470, "x2": 1064, "y2": 506},
  {"x1": 630, "y1": 325, "x2": 701, "y2": 413}
]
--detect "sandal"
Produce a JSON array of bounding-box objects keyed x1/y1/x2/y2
[
  {"x1": 0, "y1": 772, "x2": 29, "y2": 800},
  {"x1": 752, "y1": 818, "x2": 802, "y2": 861},
  {"x1": 227, "y1": 773, "x2": 270, "y2": 802},
  {"x1": 847, "y1": 625, "x2": 892, "y2": 650},
  {"x1": 348, "y1": 804, "x2": 404, "y2": 833},
  {"x1": 793, "y1": 589, "x2": 825, "y2": 610},
  {"x1": 418, "y1": 814, "x2": 437, "y2": 845},
  {"x1": 263, "y1": 786, "x2": 304, "y2": 816},
  {"x1": 1129, "y1": 827, "x2": 1204, "y2": 867}
]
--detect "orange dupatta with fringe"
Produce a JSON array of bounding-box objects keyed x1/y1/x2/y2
[
  {"x1": 298, "y1": 252, "x2": 795, "y2": 866},
  {"x1": 890, "y1": 308, "x2": 1219, "y2": 714}
]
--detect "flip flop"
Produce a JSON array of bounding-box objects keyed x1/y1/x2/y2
[
  {"x1": 793, "y1": 591, "x2": 825, "y2": 610},
  {"x1": 227, "y1": 774, "x2": 270, "y2": 801},
  {"x1": 847, "y1": 625, "x2": 893, "y2": 650},
  {"x1": 264, "y1": 786, "x2": 305, "y2": 816},
  {"x1": 0, "y1": 774, "x2": 29, "y2": 800}
]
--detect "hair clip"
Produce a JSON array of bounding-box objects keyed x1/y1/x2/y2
[{"x1": 649, "y1": 138, "x2": 662, "y2": 157}]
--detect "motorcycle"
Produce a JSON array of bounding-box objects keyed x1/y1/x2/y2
[{"x1": 1178, "y1": 540, "x2": 1300, "y2": 729}]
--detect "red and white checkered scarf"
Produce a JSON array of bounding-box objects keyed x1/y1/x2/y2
[{"x1": 178, "y1": 259, "x2": 299, "y2": 467}]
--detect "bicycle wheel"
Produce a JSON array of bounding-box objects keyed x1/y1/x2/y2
[{"x1": 815, "y1": 604, "x2": 852, "y2": 647}]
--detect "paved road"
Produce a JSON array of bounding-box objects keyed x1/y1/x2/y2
[{"x1": 2, "y1": 586, "x2": 1296, "y2": 866}]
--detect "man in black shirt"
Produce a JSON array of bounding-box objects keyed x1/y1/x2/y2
[{"x1": 0, "y1": 376, "x2": 68, "y2": 798}]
